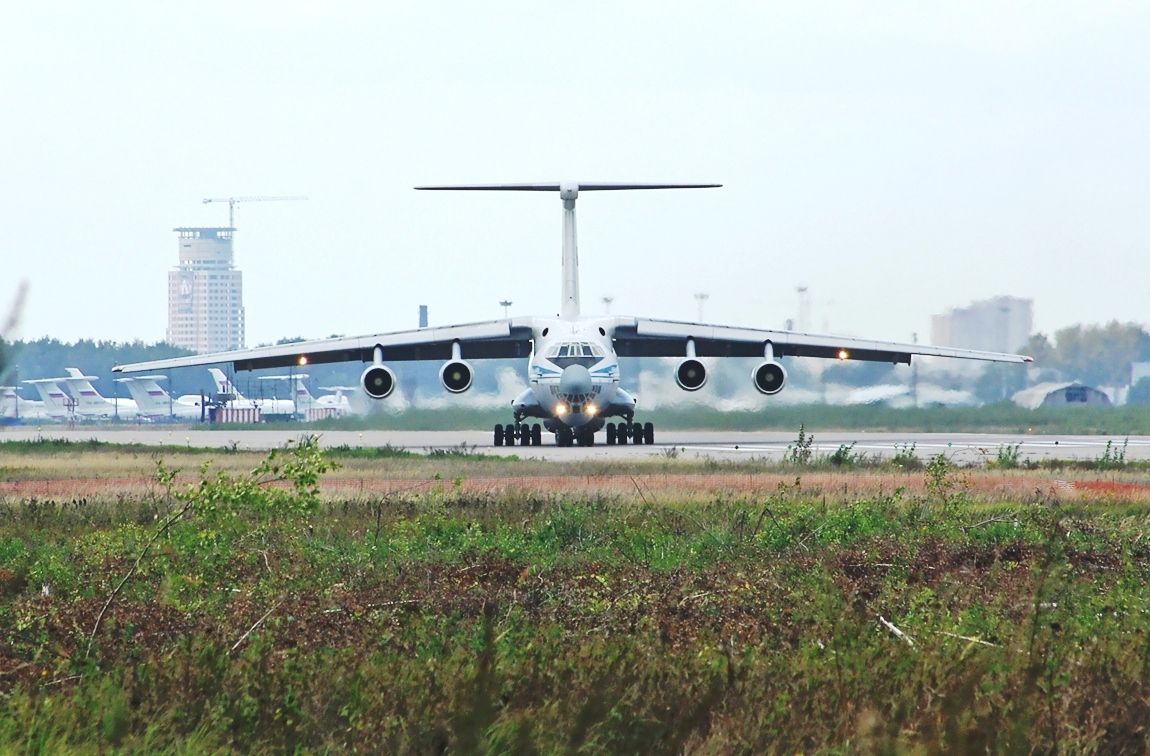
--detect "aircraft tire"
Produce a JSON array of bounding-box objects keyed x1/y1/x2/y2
[
  {"x1": 631, "y1": 422, "x2": 643, "y2": 444},
  {"x1": 531, "y1": 424, "x2": 542, "y2": 446},
  {"x1": 504, "y1": 425, "x2": 515, "y2": 446},
  {"x1": 606, "y1": 423, "x2": 616, "y2": 445},
  {"x1": 494, "y1": 424, "x2": 504, "y2": 446},
  {"x1": 616, "y1": 424, "x2": 628, "y2": 445},
  {"x1": 643, "y1": 422, "x2": 654, "y2": 445}
]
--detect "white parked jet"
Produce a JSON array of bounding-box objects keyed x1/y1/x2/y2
[
  {"x1": 115, "y1": 375, "x2": 205, "y2": 420},
  {"x1": 209, "y1": 368, "x2": 296, "y2": 416},
  {"x1": 1, "y1": 386, "x2": 47, "y2": 422},
  {"x1": 115, "y1": 183, "x2": 1032, "y2": 446},
  {"x1": 22, "y1": 378, "x2": 76, "y2": 420},
  {"x1": 62, "y1": 368, "x2": 138, "y2": 419}
]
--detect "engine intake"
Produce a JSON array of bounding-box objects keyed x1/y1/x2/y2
[
  {"x1": 675, "y1": 358, "x2": 707, "y2": 391},
  {"x1": 360, "y1": 365, "x2": 397, "y2": 399},
  {"x1": 440, "y1": 360, "x2": 474, "y2": 393},
  {"x1": 753, "y1": 361, "x2": 787, "y2": 395}
]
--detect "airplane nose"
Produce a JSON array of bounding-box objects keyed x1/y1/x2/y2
[{"x1": 559, "y1": 364, "x2": 592, "y2": 397}]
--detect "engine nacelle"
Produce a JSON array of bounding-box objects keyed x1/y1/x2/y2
[
  {"x1": 752, "y1": 360, "x2": 787, "y2": 395},
  {"x1": 675, "y1": 358, "x2": 707, "y2": 391},
  {"x1": 439, "y1": 360, "x2": 474, "y2": 393},
  {"x1": 360, "y1": 364, "x2": 397, "y2": 399}
]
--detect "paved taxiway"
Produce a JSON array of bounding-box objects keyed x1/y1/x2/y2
[{"x1": 2, "y1": 427, "x2": 1148, "y2": 464}]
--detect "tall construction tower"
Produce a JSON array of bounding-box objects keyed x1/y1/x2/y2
[
  {"x1": 167, "y1": 228, "x2": 245, "y2": 353},
  {"x1": 167, "y1": 195, "x2": 306, "y2": 354}
]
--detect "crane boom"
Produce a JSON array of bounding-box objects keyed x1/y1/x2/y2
[{"x1": 201, "y1": 195, "x2": 308, "y2": 227}]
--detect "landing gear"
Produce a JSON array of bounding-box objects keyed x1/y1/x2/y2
[
  {"x1": 494, "y1": 423, "x2": 543, "y2": 447},
  {"x1": 556, "y1": 426, "x2": 574, "y2": 447},
  {"x1": 604, "y1": 420, "x2": 655, "y2": 446}
]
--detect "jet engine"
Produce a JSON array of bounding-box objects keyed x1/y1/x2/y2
[
  {"x1": 675, "y1": 358, "x2": 707, "y2": 391},
  {"x1": 752, "y1": 360, "x2": 787, "y2": 395},
  {"x1": 360, "y1": 364, "x2": 397, "y2": 399},
  {"x1": 439, "y1": 360, "x2": 474, "y2": 393}
]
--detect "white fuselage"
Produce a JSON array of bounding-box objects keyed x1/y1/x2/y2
[{"x1": 515, "y1": 317, "x2": 634, "y2": 429}]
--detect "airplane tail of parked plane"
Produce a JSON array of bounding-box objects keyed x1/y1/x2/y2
[
  {"x1": 63, "y1": 368, "x2": 109, "y2": 412},
  {"x1": 208, "y1": 368, "x2": 243, "y2": 399},
  {"x1": 116, "y1": 375, "x2": 171, "y2": 416},
  {"x1": 23, "y1": 378, "x2": 73, "y2": 418},
  {"x1": 415, "y1": 183, "x2": 720, "y2": 320}
]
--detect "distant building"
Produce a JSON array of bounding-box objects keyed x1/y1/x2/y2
[
  {"x1": 931, "y1": 296, "x2": 1033, "y2": 354},
  {"x1": 1011, "y1": 382, "x2": 1111, "y2": 409},
  {"x1": 167, "y1": 228, "x2": 245, "y2": 353}
]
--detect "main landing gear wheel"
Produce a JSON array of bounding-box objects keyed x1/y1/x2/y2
[
  {"x1": 606, "y1": 423, "x2": 617, "y2": 445},
  {"x1": 556, "y1": 427, "x2": 574, "y2": 447},
  {"x1": 643, "y1": 422, "x2": 654, "y2": 445},
  {"x1": 497, "y1": 423, "x2": 543, "y2": 447}
]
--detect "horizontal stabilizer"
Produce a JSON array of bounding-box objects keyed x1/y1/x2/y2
[{"x1": 416, "y1": 183, "x2": 721, "y2": 192}]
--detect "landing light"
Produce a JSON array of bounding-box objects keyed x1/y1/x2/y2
[
  {"x1": 586, "y1": 404, "x2": 598, "y2": 417},
  {"x1": 555, "y1": 402, "x2": 568, "y2": 416},
  {"x1": 837, "y1": 349, "x2": 850, "y2": 360},
  {"x1": 298, "y1": 356, "x2": 309, "y2": 366}
]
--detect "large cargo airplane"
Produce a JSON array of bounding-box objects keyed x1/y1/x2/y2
[{"x1": 115, "y1": 183, "x2": 1032, "y2": 446}]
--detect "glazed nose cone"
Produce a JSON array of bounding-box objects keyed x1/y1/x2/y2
[{"x1": 559, "y1": 364, "x2": 592, "y2": 397}]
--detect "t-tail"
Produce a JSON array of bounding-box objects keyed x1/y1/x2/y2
[
  {"x1": 415, "y1": 182, "x2": 720, "y2": 320},
  {"x1": 208, "y1": 368, "x2": 243, "y2": 399},
  {"x1": 116, "y1": 375, "x2": 171, "y2": 416}
]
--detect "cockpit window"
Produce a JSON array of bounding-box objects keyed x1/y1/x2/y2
[
  {"x1": 544, "y1": 341, "x2": 605, "y2": 367},
  {"x1": 546, "y1": 342, "x2": 604, "y2": 359}
]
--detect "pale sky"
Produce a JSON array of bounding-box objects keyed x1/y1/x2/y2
[{"x1": 3, "y1": 2, "x2": 1147, "y2": 348}]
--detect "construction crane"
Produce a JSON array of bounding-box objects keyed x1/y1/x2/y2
[{"x1": 201, "y1": 195, "x2": 308, "y2": 228}]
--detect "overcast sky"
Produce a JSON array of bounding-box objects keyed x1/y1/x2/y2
[{"x1": 3, "y1": 2, "x2": 1147, "y2": 348}]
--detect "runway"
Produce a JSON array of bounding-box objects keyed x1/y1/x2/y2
[{"x1": 2, "y1": 426, "x2": 1147, "y2": 464}]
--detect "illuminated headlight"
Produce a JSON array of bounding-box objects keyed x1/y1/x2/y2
[
  {"x1": 555, "y1": 402, "x2": 568, "y2": 416},
  {"x1": 586, "y1": 404, "x2": 598, "y2": 417},
  {"x1": 837, "y1": 349, "x2": 850, "y2": 360},
  {"x1": 298, "y1": 355, "x2": 309, "y2": 366}
]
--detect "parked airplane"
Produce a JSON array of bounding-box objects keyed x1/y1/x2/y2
[
  {"x1": 316, "y1": 385, "x2": 357, "y2": 415},
  {"x1": 115, "y1": 375, "x2": 205, "y2": 420},
  {"x1": 22, "y1": 378, "x2": 76, "y2": 420},
  {"x1": 62, "y1": 368, "x2": 138, "y2": 419},
  {"x1": 115, "y1": 183, "x2": 1032, "y2": 446},
  {"x1": 0, "y1": 385, "x2": 47, "y2": 422},
  {"x1": 209, "y1": 368, "x2": 295, "y2": 416}
]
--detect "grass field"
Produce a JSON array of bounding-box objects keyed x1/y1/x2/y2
[{"x1": 2, "y1": 437, "x2": 1150, "y2": 752}]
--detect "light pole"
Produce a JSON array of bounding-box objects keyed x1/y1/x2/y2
[{"x1": 499, "y1": 300, "x2": 513, "y2": 318}]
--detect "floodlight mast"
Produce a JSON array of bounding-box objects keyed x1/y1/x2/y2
[{"x1": 201, "y1": 195, "x2": 308, "y2": 228}]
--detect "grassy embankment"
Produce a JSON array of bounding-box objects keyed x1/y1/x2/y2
[{"x1": 1, "y1": 438, "x2": 1149, "y2": 751}]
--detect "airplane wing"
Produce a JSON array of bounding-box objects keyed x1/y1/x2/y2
[
  {"x1": 611, "y1": 317, "x2": 1032, "y2": 364},
  {"x1": 113, "y1": 318, "x2": 536, "y2": 374}
]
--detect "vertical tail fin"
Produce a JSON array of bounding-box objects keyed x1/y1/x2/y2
[{"x1": 415, "y1": 183, "x2": 720, "y2": 321}]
